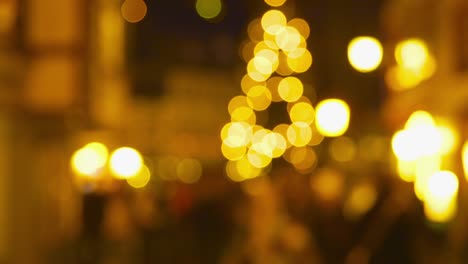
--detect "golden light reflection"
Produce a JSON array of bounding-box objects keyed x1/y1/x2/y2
[
  {"x1": 310, "y1": 168, "x2": 344, "y2": 202},
  {"x1": 266, "y1": 76, "x2": 283, "y2": 102},
  {"x1": 343, "y1": 183, "x2": 378, "y2": 220},
  {"x1": 247, "y1": 18, "x2": 263, "y2": 42},
  {"x1": 276, "y1": 26, "x2": 301, "y2": 52},
  {"x1": 109, "y1": 147, "x2": 143, "y2": 179},
  {"x1": 289, "y1": 102, "x2": 315, "y2": 124},
  {"x1": 463, "y1": 141, "x2": 468, "y2": 181},
  {"x1": 71, "y1": 142, "x2": 109, "y2": 177},
  {"x1": 424, "y1": 171, "x2": 458, "y2": 223},
  {"x1": 414, "y1": 155, "x2": 441, "y2": 201},
  {"x1": 397, "y1": 159, "x2": 415, "y2": 182},
  {"x1": 287, "y1": 122, "x2": 312, "y2": 147},
  {"x1": 127, "y1": 165, "x2": 151, "y2": 188},
  {"x1": 315, "y1": 99, "x2": 350, "y2": 137},
  {"x1": 278, "y1": 77, "x2": 303, "y2": 102},
  {"x1": 264, "y1": 0, "x2": 287, "y2": 7},
  {"x1": 288, "y1": 18, "x2": 310, "y2": 39},
  {"x1": 228, "y1": 95, "x2": 249, "y2": 114},
  {"x1": 437, "y1": 124, "x2": 458, "y2": 155},
  {"x1": 289, "y1": 146, "x2": 317, "y2": 173},
  {"x1": 329, "y1": 136, "x2": 357, "y2": 162},
  {"x1": 395, "y1": 38, "x2": 429, "y2": 71},
  {"x1": 347, "y1": 36, "x2": 383, "y2": 73},
  {"x1": 241, "y1": 74, "x2": 264, "y2": 95},
  {"x1": 121, "y1": 0, "x2": 147, "y2": 23},
  {"x1": 287, "y1": 49, "x2": 312, "y2": 73},
  {"x1": 261, "y1": 10, "x2": 287, "y2": 35},
  {"x1": 195, "y1": 0, "x2": 222, "y2": 20},
  {"x1": 221, "y1": 143, "x2": 246, "y2": 161},
  {"x1": 230, "y1": 106, "x2": 256, "y2": 125},
  {"x1": 177, "y1": 158, "x2": 203, "y2": 184},
  {"x1": 247, "y1": 85, "x2": 273, "y2": 111}
]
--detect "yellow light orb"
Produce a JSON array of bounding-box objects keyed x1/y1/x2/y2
[
  {"x1": 263, "y1": 32, "x2": 280, "y2": 50},
  {"x1": 71, "y1": 142, "x2": 109, "y2": 177},
  {"x1": 329, "y1": 136, "x2": 357, "y2": 162},
  {"x1": 437, "y1": 124, "x2": 458, "y2": 155},
  {"x1": 405, "y1": 111, "x2": 442, "y2": 156},
  {"x1": 247, "y1": 18, "x2": 263, "y2": 42},
  {"x1": 276, "y1": 52, "x2": 294, "y2": 76},
  {"x1": 391, "y1": 130, "x2": 420, "y2": 161},
  {"x1": 266, "y1": 76, "x2": 283, "y2": 102},
  {"x1": 247, "y1": 85, "x2": 272, "y2": 111},
  {"x1": 397, "y1": 159, "x2": 415, "y2": 182},
  {"x1": 109, "y1": 147, "x2": 143, "y2": 179},
  {"x1": 230, "y1": 106, "x2": 256, "y2": 125},
  {"x1": 287, "y1": 122, "x2": 312, "y2": 147},
  {"x1": 343, "y1": 183, "x2": 378, "y2": 220},
  {"x1": 315, "y1": 99, "x2": 350, "y2": 137},
  {"x1": 463, "y1": 141, "x2": 468, "y2": 181},
  {"x1": 288, "y1": 18, "x2": 310, "y2": 39},
  {"x1": 276, "y1": 26, "x2": 301, "y2": 52},
  {"x1": 261, "y1": 10, "x2": 287, "y2": 35},
  {"x1": 221, "y1": 143, "x2": 247, "y2": 161},
  {"x1": 264, "y1": 0, "x2": 287, "y2": 7},
  {"x1": 424, "y1": 170, "x2": 459, "y2": 223},
  {"x1": 241, "y1": 74, "x2": 265, "y2": 95},
  {"x1": 237, "y1": 156, "x2": 263, "y2": 179},
  {"x1": 289, "y1": 146, "x2": 317, "y2": 173},
  {"x1": 177, "y1": 158, "x2": 203, "y2": 184},
  {"x1": 278, "y1": 77, "x2": 303, "y2": 102},
  {"x1": 121, "y1": 0, "x2": 147, "y2": 23},
  {"x1": 264, "y1": 132, "x2": 287, "y2": 158},
  {"x1": 289, "y1": 102, "x2": 315, "y2": 124},
  {"x1": 195, "y1": 0, "x2": 222, "y2": 20},
  {"x1": 247, "y1": 146, "x2": 272, "y2": 168},
  {"x1": 127, "y1": 165, "x2": 151, "y2": 188},
  {"x1": 287, "y1": 49, "x2": 312, "y2": 73},
  {"x1": 347, "y1": 36, "x2": 383, "y2": 73},
  {"x1": 228, "y1": 95, "x2": 249, "y2": 114},
  {"x1": 221, "y1": 122, "x2": 252, "y2": 148},
  {"x1": 247, "y1": 59, "x2": 270, "y2": 82},
  {"x1": 395, "y1": 38, "x2": 429, "y2": 71}
]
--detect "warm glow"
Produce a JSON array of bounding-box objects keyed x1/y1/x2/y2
[
  {"x1": 247, "y1": 19, "x2": 263, "y2": 42},
  {"x1": 248, "y1": 145, "x2": 273, "y2": 168},
  {"x1": 287, "y1": 49, "x2": 312, "y2": 73},
  {"x1": 266, "y1": 76, "x2": 283, "y2": 102},
  {"x1": 71, "y1": 142, "x2": 109, "y2": 177},
  {"x1": 195, "y1": 0, "x2": 222, "y2": 20},
  {"x1": 276, "y1": 26, "x2": 301, "y2": 52},
  {"x1": 463, "y1": 141, "x2": 468, "y2": 181},
  {"x1": 397, "y1": 159, "x2": 415, "y2": 182},
  {"x1": 437, "y1": 124, "x2": 458, "y2": 155},
  {"x1": 289, "y1": 146, "x2": 317, "y2": 173},
  {"x1": 247, "y1": 85, "x2": 272, "y2": 111},
  {"x1": 109, "y1": 147, "x2": 143, "y2": 179},
  {"x1": 253, "y1": 49, "x2": 279, "y2": 75},
  {"x1": 405, "y1": 111, "x2": 441, "y2": 156},
  {"x1": 221, "y1": 122, "x2": 252, "y2": 148},
  {"x1": 310, "y1": 168, "x2": 344, "y2": 202},
  {"x1": 289, "y1": 102, "x2": 315, "y2": 124},
  {"x1": 127, "y1": 165, "x2": 151, "y2": 188},
  {"x1": 288, "y1": 18, "x2": 310, "y2": 39},
  {"x1": 424, "y1": 171, "x2": 458, "y2": 223},
  {"x1": 237, "y1": 156, "x2": 263, "y2": 180},
  {"x1": 247, "y1": 59, "x2": 270, "y2": 82},
  {"x1": 121, "y1": 0, "x2": 147, "y2": 23},
  {"x1": 177, "y1": 158, "x2": 203, "y2": 184},
  {"x1": 395, "y1": 38, "x2": 429, "y2": 71},
  {"x1": 414, "y1": 155, "x2": 441, "y2": 201},
  {"x1": 278, "y1": 77, "x2": 303, "y2": 102},
  {"x1": 221, "y1": 143, "x2": 246, "y2": 161},
  {"x1": 315, "y1": 99, "x2": 350, "y2": 137},
  {"x1": 343, "y1": 183, "x2": 378, "y2": 220},
  {"x1": 228, "y1": 95, "x2": 249, "y2": 114},
  {"x1": 329, "y1": 136, "x2": 357, "y2": 162},
  {"x1": 391, "y1": 130, "x2": 420, "y2": 161},
  {"x1": 264, "y1": 0, "x2": 287, "y2": 7},
  {"x1": 241, "y1": 74, "x2": 264, "y2": 95},
  {"x1": 287, "y1": 122, "x2": 312, "y2": 147},
  {"x1": 230, "y1": 106, "x2": 256, "y2": 125},
  {"x1": 347, "y1": 36, "x2": 383, "y2": 73},
  {"x1": 261, "y1": 10, "x2": 287, "y2": 35}
]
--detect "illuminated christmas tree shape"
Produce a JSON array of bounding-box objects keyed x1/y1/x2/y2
[{"x1": 222, "y1": 2, "x2": 350, "y2": 182}]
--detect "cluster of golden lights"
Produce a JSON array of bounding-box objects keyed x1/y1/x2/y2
[
  {"x1": 222, "y1": 2, "x2": 350, "y2": 182},
  {"x1": 391, "y1": 111, "x2": 466, "y2": 223},
  {"x1": 71, "y1": 142, "x2": 204, "y2": 192}
]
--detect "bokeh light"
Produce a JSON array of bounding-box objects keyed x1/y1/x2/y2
[
  {"x1": 463, "y1": 141, "x2": 468, "y2": 181},
  {"x1": 278, "y1": 77, "x2": 303, "y2": 102},
  {"x1": 329, "y1": 136, "x2": 357, "y2": 162},
  {"x1": 127, "y1": 165, "x2": 151, "y2": 188},
  {"x1": 264, "y1": 0, "x2": 287, "y2": 7},
  {"x1": 287, "y1": 122, "x2": 312, "y2": 147},
  {"x1": 395, "y1": 38, "x2": 429, "y2": 71},
  {"x1": 347, "y1": 36, "x2": 383, "y2": 73},
  {"x1": 195, "y1": 0, "x2": 222, "y2": 20},
  {"x1": 424, "y1": 170, "x2": 458, "y2": 223},
  {"x1": 289, "y1": 102, "x2": 315, "y2": 124},
  {"x1": 261, "y1": 10, "x2": 287, "y2": 35},
  {"x1": 109, "y1": 147, "x2": 143, "y2": 179},
  {"x1": 315, "y1": 99, "x2": 350, "y2": 137},
  {"x1": 71, "y1": 142, "x2": 109, "y2": 177},
  {"x1": 121, "y1": 0, "x2": 147, "y2": 23},
  {"x1": 177, "y1": 158, "x2": 203, "y2": 184}
]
